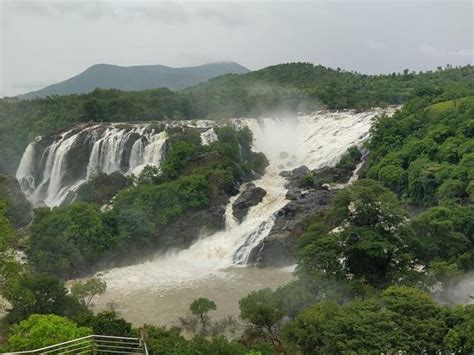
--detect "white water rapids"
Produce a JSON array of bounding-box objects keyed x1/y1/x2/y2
[{"x1": 97, "y1": 108, "x2": 396, "y2": 289}]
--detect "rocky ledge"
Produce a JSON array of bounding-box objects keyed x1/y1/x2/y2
[
  {"x1": 232, "y1": 183, "x2": 267, "y2": 223},
  {"x1": 247, "y1": 160, "x2": 361, "y2": 267}
]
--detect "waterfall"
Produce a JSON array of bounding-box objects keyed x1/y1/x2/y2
[
  {"x1": 16, "y1": 124, "x2": 169, "y2": 207},
  {"x1": 16, "y1": 108, "x2": 398, "y2": 286},
  {"x1": 99, "y1": 107, "x2": 397, "y2": 289}
]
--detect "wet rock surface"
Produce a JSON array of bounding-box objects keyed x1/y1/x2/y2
[
  {"x1": 248, "y1": 166, "x2": 340, "y2": 267},
  {"x1": 232, "y1": 183, "x2": 267, "y2": 223},
  {"x1": 158, "y1": 205, "x2": 226, "y2": 250}
]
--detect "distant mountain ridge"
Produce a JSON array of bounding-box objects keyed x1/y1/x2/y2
[{"x1": 20, "y1": 62, "x2": 250, "y2": 99}]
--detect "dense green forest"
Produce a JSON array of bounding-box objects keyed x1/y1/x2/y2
[{"x1": 1, "y1": 63, "x2": 473, "y2": 353}]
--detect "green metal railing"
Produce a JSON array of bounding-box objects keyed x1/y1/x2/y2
[{"x1": 5, "y1": 334, "x2": 148, "y2": 354}]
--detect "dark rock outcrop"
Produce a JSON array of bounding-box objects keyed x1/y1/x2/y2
[
  {"x1": 232, "y1": 183, "x2": 267, "y2": 223},
  {"x1": 247, "y1": 165, "x2": 340, "y2": 267},
  {"x1": 248, "y1": 187, "x2": 336, "y2": 267},
  {"x1": 158, "y1": 205, "x2": 226, "y2": 250},
  {"x1": 290, "y1": 165, "x2": 310, "y2": 179}
]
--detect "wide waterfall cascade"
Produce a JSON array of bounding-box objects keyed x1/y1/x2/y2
[
  {"x1": 16, "y1": 124, "x2": 171, "y2": 207},
  {"x1": 99, "y1": 108, "x2": 396, "y2": 290},
  {"x1": 16, "y1": 119, "x2": 226, "y2": 207}
]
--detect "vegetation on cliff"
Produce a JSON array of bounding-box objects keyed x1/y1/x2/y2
[{"x1": 26, "y1": 126, "x2": 263, "y2": 278}]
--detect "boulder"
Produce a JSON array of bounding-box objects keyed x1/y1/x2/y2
[
  {"x1": 291, "y1": 165, "x2": 310, "y2": 179},
  {"x1": 232, "y1": 184, "x2": 267, "y2": 223},
  {"x1": 158, "y1": 205, "x2": 226, "y2": 249},
  {"x1": 286, "y1": 186, "x2": 302, "y2": 200}
]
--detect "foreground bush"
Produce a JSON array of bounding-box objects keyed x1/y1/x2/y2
[{"x1": 8, "y1": 314, "x2": 92, "y2": 351}]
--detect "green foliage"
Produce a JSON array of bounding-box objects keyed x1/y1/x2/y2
[
  {"x1": 239, "y1": 288, "x2": 284, "y2": 346},
  {"x1": 136, "y1": 165, "x2": 161, "y2": 185},
  {"x1": 409, "y1": 205, "x2": 473, "y2": 270},
  {"x1": 142, "y1": 325, "x2": 193, "y2": 354},
  {"x1": 283, "y1": 286, "x2": 458, "y2": 353},
  {"x1": 143, "y1": 324, "x2": 262, "y2": 354},
  {"x1": 366, "y1": 95, "x2": 474, "y2": 206},
  {"x1": 298, "y1": 179, "x2": 413, "y2": 288},
  {"x1": 189, "y1": 335, "x2": 250, "y2": 354},
  {"x1": 190, "y1": 297, "x2": 217, "y2": 327},
  {"x1": 160, "y1": 141, "x2": 201, "y2": 180},
  {"x1": 443, "y1": 305, "x2": 474, "y2": 352},
  {"x1": 76, "y1": 172, "x2": 129, "y2": 205},
  {"x1": 0, "y1": 199, "x2": 20, "y2": 281},
  {"x1": 0, "y1": 175, "x2": 32, "y2": 228},
  {"x1": 335, "y1": 145, "x2": 362, "y2": 172},
  {"x1": 75, "y1": 310, "x2": 134, "y2": 337},
  {"x1": 272, "y1": 281, "x2": 317, "y2": 319},
  {"x1": 7, "y1": 314, "x2": 92, "y2": 352},
  {"x1": 28, "y1": 203, "x2": 115, "y2": 277},
  {"x1": 70, "y1": 277, "x2": 107, "y2": 307},
  {"x1": 2, "y1": 273, "x2": 87, "y2": 324}
]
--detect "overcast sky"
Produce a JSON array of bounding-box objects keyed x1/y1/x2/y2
[{"x1": 1, "y1": 0, "x2": 472, "y2": 97}]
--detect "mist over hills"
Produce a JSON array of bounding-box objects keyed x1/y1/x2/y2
[{"x1": 20, "y1": 62, "x2": 250, "y2": 99}]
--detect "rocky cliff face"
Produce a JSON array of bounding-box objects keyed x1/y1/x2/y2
[
  {"x1": 15, "y1": 108, "x2": 394, "y2": 271},
  {"x1": 247, "y1": 159, "x2": 364, "y2": 267}
]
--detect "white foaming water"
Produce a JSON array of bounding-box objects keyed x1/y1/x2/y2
[
  {"x1": 101, "y1": 108, "x2": 396, "y2": 290},
  {"x1": 17, "y1": 124, "x2": 169, "y2": 207}
]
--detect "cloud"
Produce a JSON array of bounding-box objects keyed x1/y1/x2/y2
[
  {"x1": 196, "y1": 5, "x2": 247, "y2": 27},
  {"x1": 4, "y1": 0, "x2": 113, "y2": 19},
  {"x1": 4, "y1": 0, "x2": 248, "y2": 27},
  {"x1": 456, "y1": 48, "x2": 474, "y2": 57},
  {"x1": 419, "y1": 43, "x2": 474, "y2": 58},
  {"x1": 125, "y1": 2, "x2": 190, "y2": 24},
  {"x1": 366, "y1": 40, "x2": 387, "y2": 50}
]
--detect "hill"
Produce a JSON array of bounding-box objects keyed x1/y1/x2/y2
[{"x1": 20, "y1": 62, "x2": 250, "y2": 99}]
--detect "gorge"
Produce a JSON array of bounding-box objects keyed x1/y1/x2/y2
[{"x1": 15, "y1": 107, "x2": 396, "y2": 325}]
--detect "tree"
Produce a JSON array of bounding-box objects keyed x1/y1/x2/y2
[
  {"x1": 380, "y1": 286, "x2": 448, "y2": 352},
  {"x1": 8, "y1": 314, "x2": 91, "y2": 351},
  {"x1": 239, "y1": 288, "x2": 283, "y2": 347},
  {"x1": 143, "y1": 324, "x2": 192, "y2": 354},
  {"x1": 28, "y1": 203, "x2": 115, "y2": 277},
  {"x1": 443, "y1": 305, "x2": 474, "y2": 352},
  {"x1": 2, "y1": 272, "x2": 87, "y2": 323},
  {"x1": 298, "y1": 179, "x2": 413, "y2": 288},
  {"x1": 409, "y1": 206, "x2": 472, "y2": 268},
  {"x1": 137, "y1": 165, "x2": 161, "y2": 185},
  {"x1": 0, "y1": 200, "x2": 20, "y2": 281},
  {"x1": 283, "y1": 286, "x2": 451, "y2": 353},
  {"x1": 71, "y1": 277, "x2": 107, "y2": 307},
  {"x1": 76, "y1": 310, "x2": 134, "y2": 337},
  {"x1": 283, "y1": 301, "x2": 341, "y2": 353},
  {"x1": 190, "y1": 297, "x2": 216, "y2": 329}
]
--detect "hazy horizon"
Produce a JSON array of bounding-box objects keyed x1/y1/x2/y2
[{"x1": 1, "y1": 0, "x2": 473, "y2": 97}]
